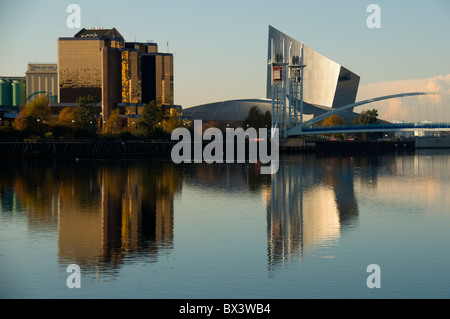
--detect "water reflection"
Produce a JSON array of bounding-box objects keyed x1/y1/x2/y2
[
  {"x1": 1, "y1": 149, "x2": 449, "y2": 285},
  {"x1": 267, "y1": 155, "x2": 359, "y2": 270},
  {"x1": 267, "y1": 150, "x2": 450, "y2": 271},
  {"x1": 0, "y1": 159, "x2": 181, "y2": 275}
]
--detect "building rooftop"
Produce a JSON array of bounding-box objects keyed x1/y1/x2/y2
[{"x1": 73, "y1": 27, "x2": 124, "y2": 41}]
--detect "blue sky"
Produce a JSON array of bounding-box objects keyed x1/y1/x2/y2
[{"x1": 1, "y1": 0, "x2": 449, "y2": 108}]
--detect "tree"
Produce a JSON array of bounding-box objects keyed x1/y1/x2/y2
[
  {"x1": 354, "y1": 109, "x2": 379, "y2": 125},
  {"x1": 244, "y1": 105, "x2": 267, "y2": 129},
  {"x1": 104, "y1": 108, "x2": 123, "y2": 134},
  {"x1": 58, "y1": 106, "x2": 80, "y2": 127},
  {"x1": 319, "y1": 114, "x2": 346, "y2": 139},
  {"x1": 162, "y1": 115, "x2": 181, "y2": 134},
  {"x1": 321, "y1": 114, "x2": 345, "y2": 127},
  {"x1": 354, "y1": 109, "x2": 380, "y2": 141},
  {"x1": 13, "y1": 95, "x2": 51, "y2": 134},
  {"x1": 76, "y1": 95, "x2": 98, "y2": 129},
  {"x1": 136, "y1": 100, "x2": 167, "y2": 137}
]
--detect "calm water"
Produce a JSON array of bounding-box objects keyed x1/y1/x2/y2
[{"x1": 1, "y1": 151, "x2": 450, "y2": 299}]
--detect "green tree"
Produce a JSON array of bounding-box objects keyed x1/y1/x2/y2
[
  {"x1": 136, "y1": 100, "x2": 167, "y2": 138},
  {"x1": 244, "y1": 105, "x2": 266, "y2": 129},
  {"x1": 354, "y1": 109, "x2": 379, "y2": 125},
  {"x1": 353, "y1": 109, "x2": 380, "y2": 141},
  {"x1": 76, "y1": 95, "x2": 98, "y2": 129}
]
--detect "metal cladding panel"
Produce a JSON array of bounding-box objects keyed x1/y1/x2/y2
[
  {"x1": 332, "y1": 66, "x2": 360, "y2": 108},
  {"x1": 302, "y1": 45, "x2": 340, "y2": 108},
  {"x1": 267, "y1": 26, "x2": 359, "y2": 108}
]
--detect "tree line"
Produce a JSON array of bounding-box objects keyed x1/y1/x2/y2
[{"x1": 0, "y1": 95, "x2": 181, "y2": 140}]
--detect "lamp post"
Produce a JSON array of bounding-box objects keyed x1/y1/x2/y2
[{"x1": 72, "y1": 119, "x2": 75, "y2": 140}]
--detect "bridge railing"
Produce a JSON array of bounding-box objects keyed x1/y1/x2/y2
[{"x1": 303, "y1": 122, "x2": 450, "y2": 132}]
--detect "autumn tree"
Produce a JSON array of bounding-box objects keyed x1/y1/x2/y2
[
  {"x1": 13, "y1": 95, "x2": 51, "y2": 134},
  {"x1": 321, "y1": 114, "x2": 345, "y2": 127},
  {"x1": 58, "y1": 106, "x2": 80, "y2": 127},
  {"x1": 162, "y1": 114, "x2": 181, "y2": 134},
  {"x1": 103, "y1": 108, "x2": 123, "y2": 134},
  {"x1": 317, "y1": 114, "x2": 346, "y2": 139}
]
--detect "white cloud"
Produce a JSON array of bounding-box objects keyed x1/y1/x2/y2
[
  {"x1": 356, "y1": 74, "x2": 450, "y2": 122},
  {"x1": 357, "y1": 74, "x2": 450, "y2": 100}
]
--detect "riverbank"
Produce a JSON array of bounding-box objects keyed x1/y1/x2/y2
[
  {"x1": 0, "y1": 139, "x2": 445, "y2": 158},
  {"x1": 0, "y1": 140, "x2": 176, "y2": 158},
  {"x1": 280, "y1": 139, "x2": 416, "y2": 154}
]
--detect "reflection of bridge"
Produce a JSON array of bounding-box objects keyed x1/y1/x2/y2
[
  {"x1": 285, "y1": 92, "x2": 450, "y2": 137},
  {"x1": 268, "y1": 155, "x2": 359, "y2": 270}
]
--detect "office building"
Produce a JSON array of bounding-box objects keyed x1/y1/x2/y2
[{"x1": 57, "y1": 27, "x2": 174, "y2": 124}]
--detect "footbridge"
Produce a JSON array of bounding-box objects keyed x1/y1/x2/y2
[{"x1": 283, "y1": 92, "x2": 450, "y2": 137}]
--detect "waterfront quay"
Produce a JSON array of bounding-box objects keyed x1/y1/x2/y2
[
  {"x1": 0, "y1": 140, "x2": 176, "y2": 158},
  {"x1": 0, "y1": 138, "x2": 417, "y2": 158}
]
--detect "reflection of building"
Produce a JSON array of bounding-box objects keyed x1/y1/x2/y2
[
  {"x1": 56, "y1": 162, "x2": 180, "y2": 272},
  {"x1": 25, "y1": 64, "x2": 58, "y2": 103},
  {"x1": 267, "y1": 155, "x2": 359, "y2": 270},
  {"x1": 4, "y1": 159, "x2": 180, "y2": 275},
  {"x1": 57, "y1": 28, "x2": 174, "y2": 123}
]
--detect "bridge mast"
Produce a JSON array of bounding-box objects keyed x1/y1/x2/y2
[
  {"x1": 270, "y1": 39, "x2": 306, "y2": 138},
  {"x1": 269, "y1": 38, "x2": 288, "y2": 138},
  {"x1": 288, "y1": 43, "x2": 306, "y2": 131}
]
